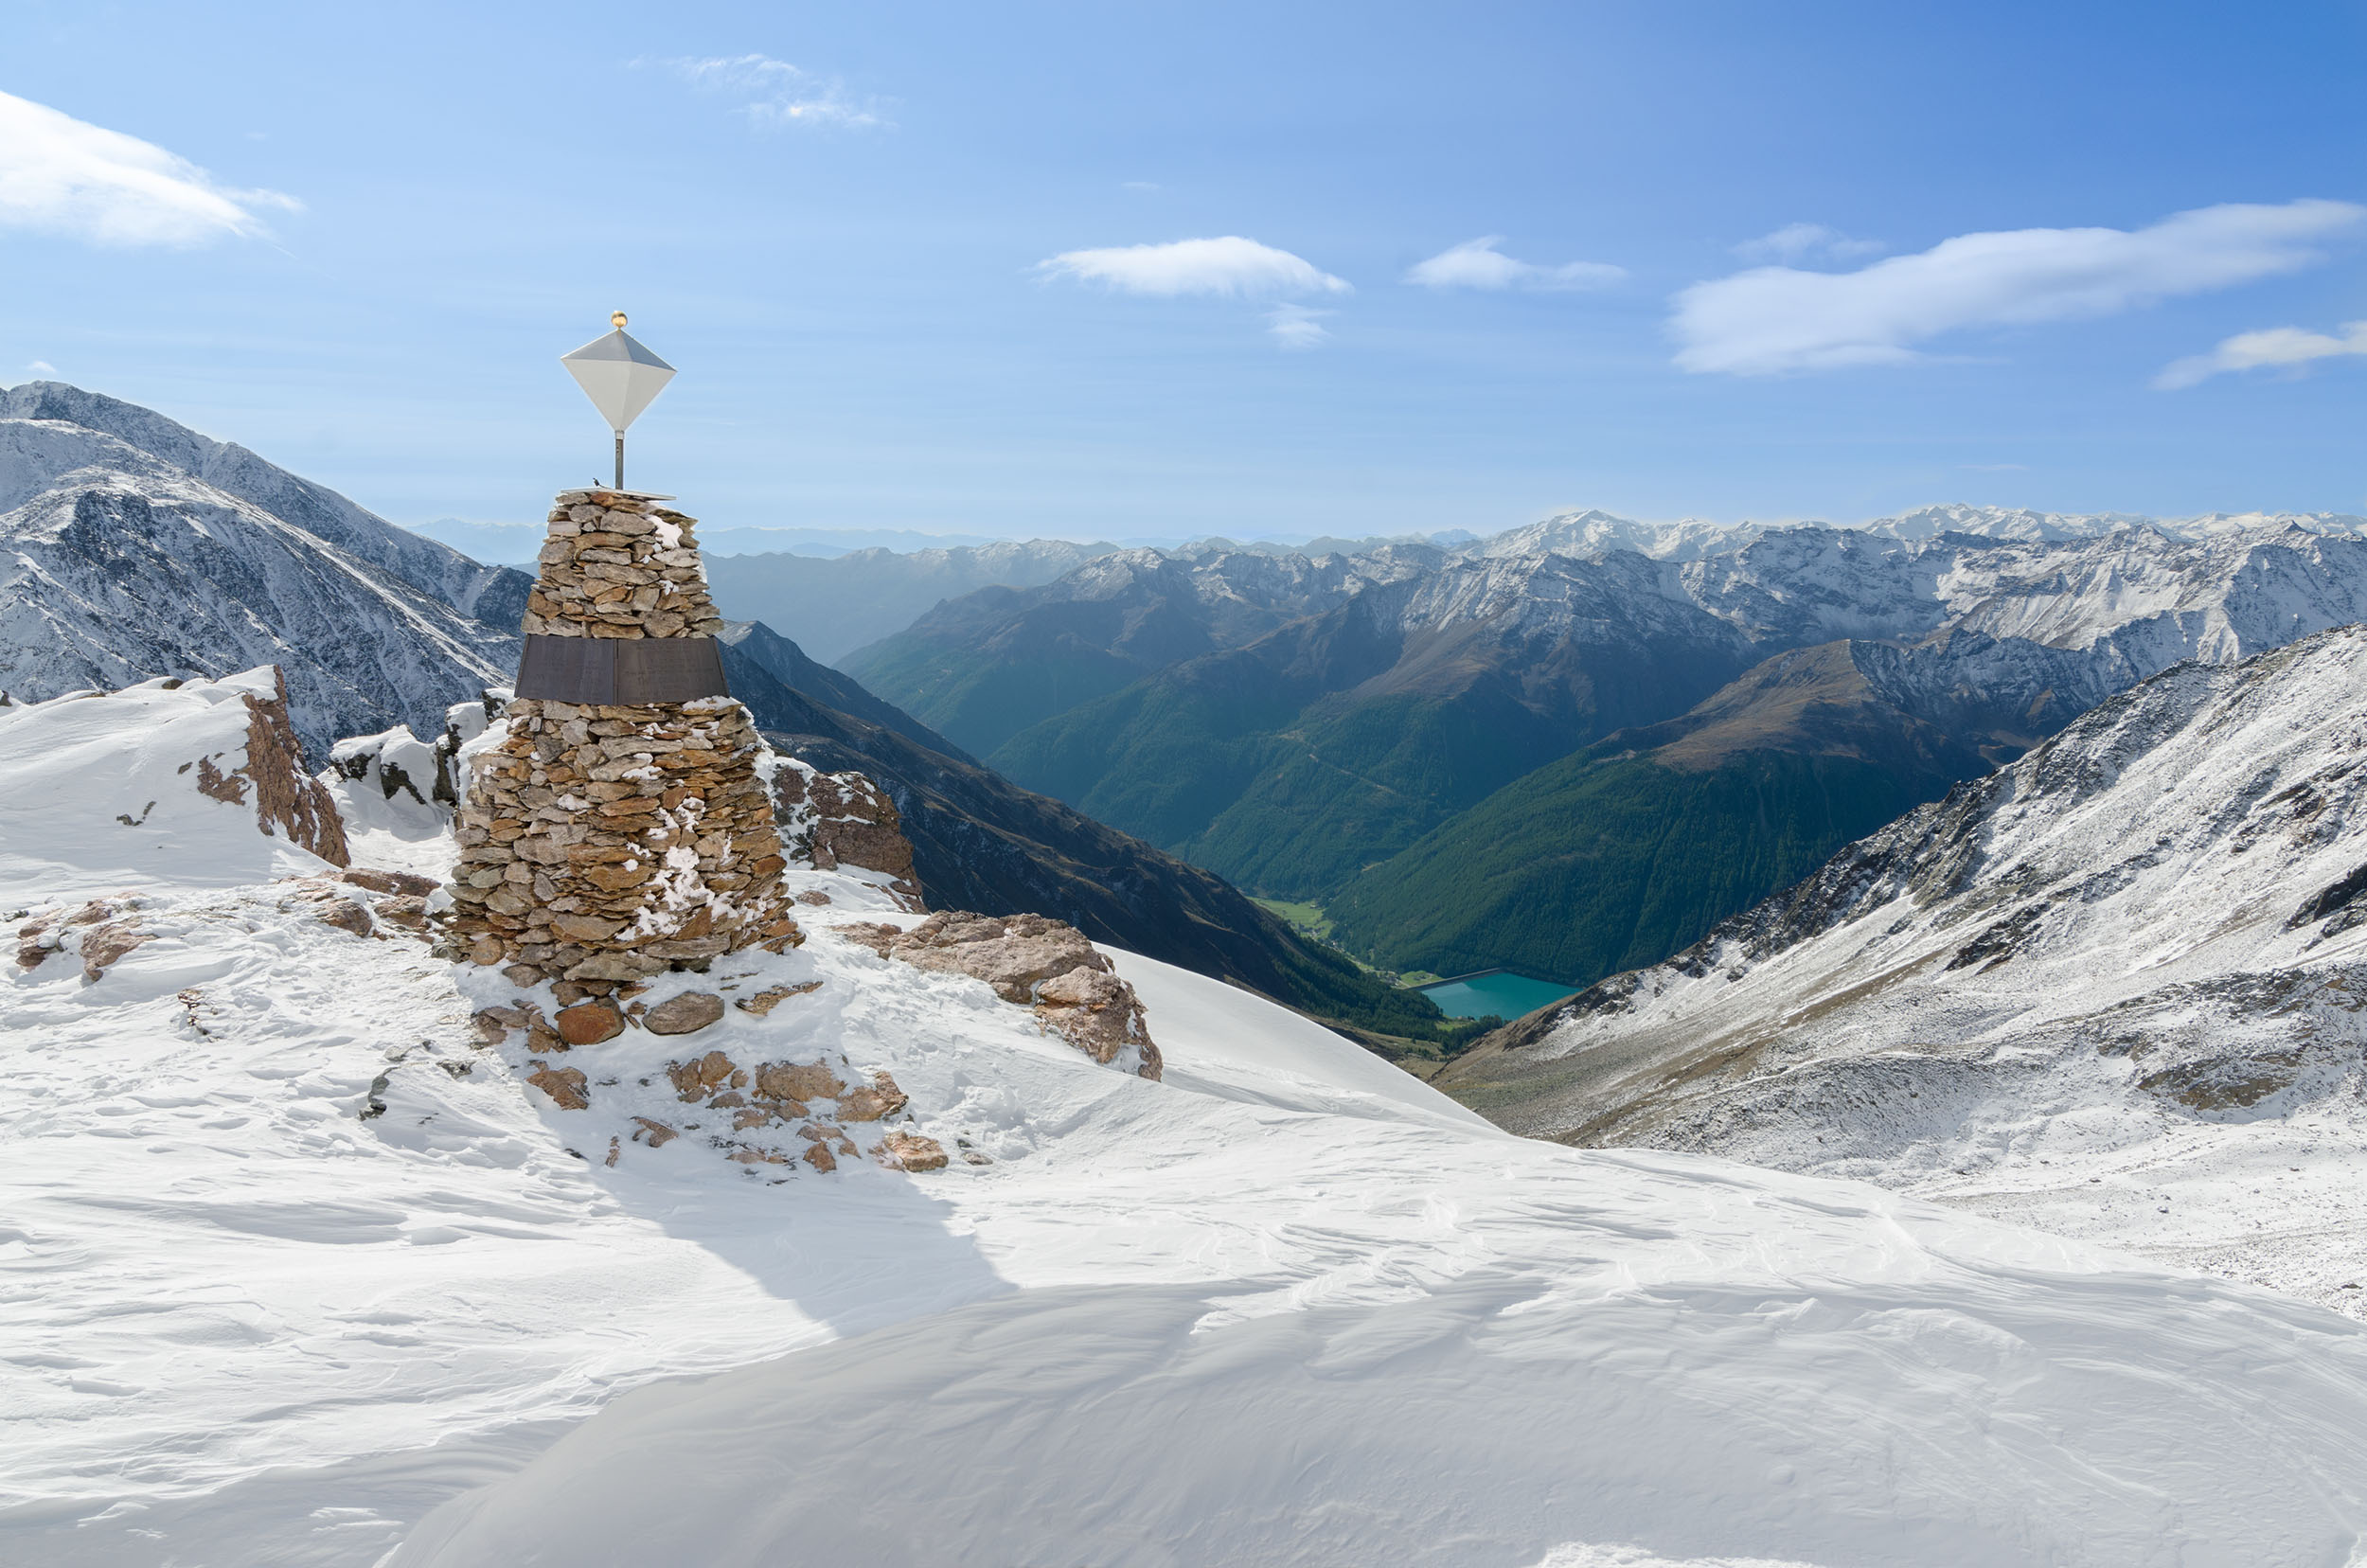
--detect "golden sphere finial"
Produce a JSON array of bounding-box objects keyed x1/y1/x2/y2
[{"x1": 611, "y1": 310, "x2": 628, "y2": 330}]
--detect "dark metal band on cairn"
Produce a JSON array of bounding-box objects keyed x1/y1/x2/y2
[{"x1": 514, "y1": 633, "x2": 730, "y2": 705}]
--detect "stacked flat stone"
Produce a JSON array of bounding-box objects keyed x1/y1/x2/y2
[
  {"x1": 519, "y1": 488, "x2": 724, "y2": 640},
  {"x1": 438, "y1": 490, "x2": 799, "y2": 989}
]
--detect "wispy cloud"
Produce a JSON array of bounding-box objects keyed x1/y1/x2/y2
[
  {"x1": 25, "y1": 360, "x2": 57, "y2": 375},
  {"x1": 657, "y1": 54, "x2": 886, "y2": 130},
  {"x1": 1266, "y1": 304, "x2": 1332, "y2": 350},
  {"x1": 1036, "y1": 237, "x2": 1350, "y2": 298},
  {"x1": 1405, "y1": 236, "x2": 1623, "y2": 292},
  {"x1": 1733, "y1": 223, "x2": 1885, "y2": 265},
  {"x1": 1672, "y1": 200, "x2": 2367, "y2": 376},
  {"x1": 2155, "y1": 319, "x2": 2367, "y2": 389},
  {"x1": 0, "y1": 89, "x2": 298, "y2": 247}
]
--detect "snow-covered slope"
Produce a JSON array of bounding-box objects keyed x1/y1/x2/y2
[
  {"x1": 1442, "y1": 624, "x2": 2367, "y2": 1320},
  {"x1": 0, "y1": 383, "x2": 522, "y2": 758},
  {"x1": 0, "y1": 670, "x2": 349, "y2": 900},
  {"x1": 10, "y1": 684, "x2": 2367, "y2": 1565}
]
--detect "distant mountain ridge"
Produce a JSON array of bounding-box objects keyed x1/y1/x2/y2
[
  {"x1": 841, "y1": 542, "x2": 1445, "y2": 756},
  {"x1": 850, "y1": 504, "x2": 2367, "y2": 993},
  {"x1": 0, "y1": 382, "x2": 526, "y2": 758}
]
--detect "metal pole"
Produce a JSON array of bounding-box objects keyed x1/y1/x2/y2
[{"x1": 614, "y1": 431, "x2": 625, "y2": 490}]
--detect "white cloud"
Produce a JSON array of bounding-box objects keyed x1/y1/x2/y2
[
  {"x1": 1733, "y1": 223, "x2": 1885, "y2": 264},
  {"x1": 1404, "y1": 236, "x2": 1624, "y2": 292},
  {"x1": 1266, "y1": 304, "x2": 1331, "y2": 349},
  {"x1": 660, "y1": 55, "x2": 885, "y2": 130},
  {"x1": 26, "y1": 360, "x2": 57, "y2": 375},
  {"x1": 1671, "y1": 199, "x2": 2367, "y2": 376},
  {"x1": 2155, "y1": 320, "x2": 2367, "y2": 389},
  {"x1": 0, "y1": 90, "x2": 298, "y2": 247},
  {"x1": 1036, "y1": 237, "x2": 1350, "y2": 298}
]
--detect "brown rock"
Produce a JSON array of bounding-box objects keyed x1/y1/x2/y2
[
  {"x1": 234, "y1": 672, "x2": 350, "y2": 867},
  {"x1": 876, "y1": 1131, "x2": 949, "y2": 1172},
  {"x1": 369, "y1": 895, "x2": 427, "y2": 931},
  {"x1": 631, "y1": 1116, "x2": 678, "y2": 1148},
  {"x1": 340, "y1": 867, "x2": 437, "y2": 897},
  {"x1": 565, "y1": 952, "x2": 663, "y2": 982},
  {"x1": 836, "y1": 1073, "x2": 909, "y2": 1122},
  {"x1": 315, "y1": 897, "x2": 374, "y2": 936},
  {"x1": 799, "y1": 1142, "x2": 837, "y2": 1172},
  {"x1": 644, "y1": 990, "x2": 726, "y2": 1036},
  {"x1": 794, "y1": 889, "x2": 832, "y2": 906},
  {"x1": 753, "y1": 1061, "x2": 842, "y2": 1102},
  {"x1": 551, "y1": 914, "x2": 622, "y2": 944},
  {"x1": 553, "y1": 999, "x2": 626, "y2": 1045},
  {"x1": 526, "y1": 1065, "x2": 591, "y2": 1110},
  {"x1": 80, "y1": 920, "x2": 150, "y2": 981},
  {"x1": 667, "y1": 1049, "x2": 738, "y2": 1100},
  {"x1": 842, "y1": 911, "x2": 1161, "y2": 1079},
  {"x1": 767, "y1": 764, "x2": 922, "y2": 908},
  {"x1": 734, "y1": 979, "x2": 823, "y2": 1016}
]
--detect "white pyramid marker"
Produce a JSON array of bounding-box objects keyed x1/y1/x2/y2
[{"x1": 561, "y1": 312, "x2": 676, "y2": 490}]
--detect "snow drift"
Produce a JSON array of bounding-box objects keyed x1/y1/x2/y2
[{"x1": 9, "y1": 669, "x2": 2367, "y2": 1566}]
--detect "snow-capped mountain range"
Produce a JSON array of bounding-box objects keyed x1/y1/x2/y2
[
  {"x1": 1472, "y1": 501, "x2": 2367, "y2": 561},
  {"x1": 0, "y1": 383, "x2": 525, "y2": 758},
  {"x1": 1441, "y1": 622, "x2": 2367, "y2": 1319},
  {"x1": 10, "y1": 670, "x2": 2367, "y2": 1565}
]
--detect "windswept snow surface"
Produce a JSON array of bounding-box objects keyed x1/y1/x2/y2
[
  {"x1": 9, "y1": 709, "x2": 2367, "y2": 1563},
  {"x1": 0, "y1": 672, "x2": 340, "y2": 900}
]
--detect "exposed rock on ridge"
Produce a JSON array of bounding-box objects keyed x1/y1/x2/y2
[{"x1": 843, "y1": 912, "x2": 1162, "y2": 1079}]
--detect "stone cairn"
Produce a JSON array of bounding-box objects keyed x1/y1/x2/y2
[{"x1": 436, "y1": 489, "x2": 799, "y2": 993}]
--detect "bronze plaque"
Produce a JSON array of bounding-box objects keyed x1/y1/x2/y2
[{"x1": 514, "y1": 635, "x2": 730, "y2": 705}]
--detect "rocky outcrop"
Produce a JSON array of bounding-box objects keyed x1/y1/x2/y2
[
  {"x1": 438, "y1": 490, "x2": 798, "y2": 989},
  {"x1": 15, "y1": 897, "x2": 133, "y2": 972},
  {"x1": 653, "y1": 1044, "x2": 919, "y2": 1171},
  {"x1": 763, "y1": 753, "x2": 923, "y2": 908},
  {"x1": 0, "y1": 668, "x2": 353, "y2": 899},
  {"x1": 841, "y1": 912, "x2": 1161, "y2": 1079},
  {"x1": 234, "y1": 668, "x2": 350, "y2": 866}
]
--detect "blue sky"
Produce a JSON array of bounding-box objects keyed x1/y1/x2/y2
[{"x1": 2, "y1": 0, "x2": 2362, "y2": 542}]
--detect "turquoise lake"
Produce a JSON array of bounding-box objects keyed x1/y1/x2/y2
[{"x1": 1416, "y1": 971, "x2": 1579, "y2": 1021}]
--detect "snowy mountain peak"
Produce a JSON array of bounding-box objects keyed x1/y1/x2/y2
[{"x1": 0, "y1": 383, "x2": 524, "y2": 758}]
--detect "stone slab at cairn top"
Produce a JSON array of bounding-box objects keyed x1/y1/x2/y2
[{"x1": 437, "y1": 489, "x2": 799, "y2": 990}]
